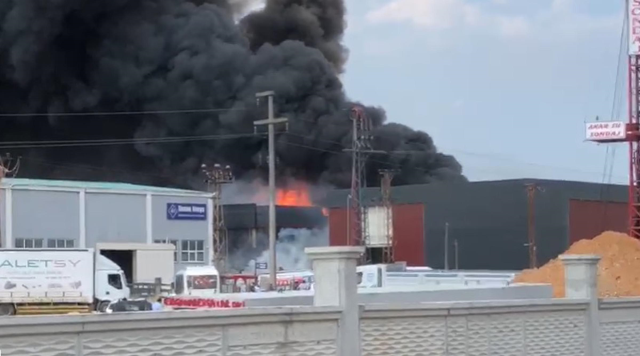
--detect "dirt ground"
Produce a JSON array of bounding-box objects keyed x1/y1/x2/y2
[{"x1": 513, "y1": 231, "x2": 640, "y2": 298}]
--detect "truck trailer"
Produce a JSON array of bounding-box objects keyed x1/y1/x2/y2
[{"x1": 0, "y1": 248, "x2": 130, "y2": 315}]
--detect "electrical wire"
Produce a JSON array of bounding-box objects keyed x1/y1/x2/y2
[
  {"x1": 0, "y1": 132, "x2": 259, "y2": 149},
  {"x1": 0, "y1": 107, "x2": 249, "y2": 117},
  {"x1": 283, "y1": 131, "x2": 627, "y2": 180},
  {"x1": 20, "y1": 157, "x2": 175, "y2": 181}
]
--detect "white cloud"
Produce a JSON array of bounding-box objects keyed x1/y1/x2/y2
[
  {"x1": 365, "y1": 0, "x2": 618, "y2": 40},
  {"x1": 366, "y1": 0, "x2": 532, "y2": 38}
]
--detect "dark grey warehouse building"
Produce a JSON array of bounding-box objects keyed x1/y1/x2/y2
[{"x1": 323, "y1": 179, "x2": 628, "y2": 270}]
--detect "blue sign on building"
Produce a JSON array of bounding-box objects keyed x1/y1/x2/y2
[{"x1": 166, "y1": 203, "x2": 207, "y2": 221}]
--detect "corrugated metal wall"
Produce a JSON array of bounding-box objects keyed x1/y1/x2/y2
[
  {"x1": 568, "y1": 200, "x2": 626, "y2": 244},
  {"x1": 392, "y1": 204, "x2": 425, "y2": 266},
  {"x1": 328, "y1": 208, "x2": 348, "y2": 246},
  {"x1": 322, "y1": 179, "x2": 629, "y2": 270}
]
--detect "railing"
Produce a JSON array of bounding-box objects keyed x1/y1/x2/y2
[
  {"x1": 128, "y1": 278, "x2": 172, "y2": 298},
  {"x1": 383, "y1": 270, "x2": 515, "y2": 289}
]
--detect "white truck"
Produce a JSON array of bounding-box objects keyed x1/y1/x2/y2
[{"x1": 0, "y1": 248, "x2": 129, "y2": 315}]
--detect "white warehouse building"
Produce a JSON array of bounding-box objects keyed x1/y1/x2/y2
[{"x1": 0, "y1": 178, "x2": 213, "y2": 281}]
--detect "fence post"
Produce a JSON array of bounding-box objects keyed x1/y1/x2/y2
[
  {"x1": 560, "y1": 254, "x2": 600, "y2": 356},
  {"x1": 306, "y1": 246, "x2": 364, "y2": 356}
]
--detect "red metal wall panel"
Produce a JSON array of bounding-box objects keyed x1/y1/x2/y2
[
  {"x1": 568, "y1": 200, "x2": 627, "y2": 244},
  {"x1": 328, "y1": 208, "x2": 349, "y2": 246},
  {"x1": 392, "y1": 204, "x2": 425, "y2": 266},
  {"x1": 328, "y1": 204, "x2": 425, "y2": 265}
]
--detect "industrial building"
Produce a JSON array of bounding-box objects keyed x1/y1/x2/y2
[
  {"x1": 0, "y1": 178, "x2": 213, "y2": 282},
  {"x1": 222, "y1": 204, "x2": 327, "y2": 270},
  {"x1": 0, "y1": 178, "x2": 329, "y2": 277},
  {"x1": 323, "y1": 179, "x2": 627, "y2": 270}
]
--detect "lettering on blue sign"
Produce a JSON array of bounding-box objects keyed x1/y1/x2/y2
[{"x1": 167, "y1": 203, "x2": 207, "y2": 221}]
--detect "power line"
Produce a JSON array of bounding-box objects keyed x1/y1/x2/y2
[
  {"x1": 0, "y1": 107, "x2": 249, "y2": 117},
  {"x1": 20, "y1": 157, "x2": 175, "y2": 181},
  {"x1": 0, "y1": 132, "x2": 258, "y2": 149},
  {"x1": 283, "y1": 132, "x2": 625, "y2": 180}
]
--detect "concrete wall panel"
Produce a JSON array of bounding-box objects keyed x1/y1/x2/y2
[
  {"x1": 13, "y1": 190, "x2": 79, "y2": 242},
  {"x1": 85, "y1": 193, "x2": 146, "y2": 247}
]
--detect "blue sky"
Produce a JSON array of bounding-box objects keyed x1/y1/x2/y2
[{"x1": 340, "y1": 0, "x2": 628, "y2": 184}]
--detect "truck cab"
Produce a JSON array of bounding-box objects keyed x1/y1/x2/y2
[
  {"x1": 94, "y1": 255, "x2": 130, "y2": 311},
  {"x1": 174, "y1": 266, "x2": 220, "y2": 296}
]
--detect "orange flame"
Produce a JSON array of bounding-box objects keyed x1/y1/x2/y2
[
  {"x1": 276, "y1": 184, "x2": 312, "y2": 207},
  {"x1": 271, "y1": 182, "x2": 328, "y2": 216}
]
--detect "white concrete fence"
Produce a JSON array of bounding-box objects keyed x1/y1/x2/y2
[{"x1": 0, "y1": 247, "x2": 637, "y2": 356}]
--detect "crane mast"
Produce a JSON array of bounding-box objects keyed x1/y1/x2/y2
[
  {"x1": 628, "y1": 2, "x2": 640, "y2": 238},
  {"x1": 629, "y1": 55, "x2": 640, "y2": 238},
  {"x1": 587, "y1": 2, "x2": 640, "y2": 238}
]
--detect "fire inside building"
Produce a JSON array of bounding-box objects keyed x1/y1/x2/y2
[
  {"x1": 223, "y1": 204, "x2": 325, "y2": 266},
  {"x1": 322, "y1": 178, "x2": 627, "y2": 271}
]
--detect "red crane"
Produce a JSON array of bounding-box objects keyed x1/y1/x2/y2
[{"x1": 588, "y1": 1, "x2": 640, "y2": 238}]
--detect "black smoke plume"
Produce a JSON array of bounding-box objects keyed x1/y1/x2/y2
[{"x1": 0, "y1": 0, "x2": 465, "y2": 189}]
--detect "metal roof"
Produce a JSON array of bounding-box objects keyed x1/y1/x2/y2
[
  {"x1": 321, "y1": 178, "x2": 629, "y2": 207},
  {"x1": 0, "y1": 178, "x2": 210, "y2": 196}
]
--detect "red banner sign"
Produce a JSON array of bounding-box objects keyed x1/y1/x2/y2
[{"x1": 163, "y1": 297, "x2": 245, "y2": 309}]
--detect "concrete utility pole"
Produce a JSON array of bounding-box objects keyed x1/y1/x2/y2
[
  {"x1": 0, "y1": 154, "x2": 20, "y2": 248},
  {"x1": 525, "y1": 183, "x2": 544, "y2": 269},
  {"x1": 379, "y1": 169, "x2": 397, "y2": 264},
  {"x1": 202, "y1": 163, "x2": 234, "y2": 271},
  {"x1": 444, "y1": 222, "x2": 449, "y2": 270},
  {"x1": 254, "y1": 91, "x2": 288, "y2": 290}
]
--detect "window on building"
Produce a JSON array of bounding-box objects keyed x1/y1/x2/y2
[
  {"x1": 180, "y1": 240, "x2": 205, "y2": 263},
  {"x1": 15, "y1": 238, "x2": 44, "y2": 249},
  {"x1": 47, "y1": 239, "x2": 75, "y2": 249},
  {"x1": 154, "y1": 239, "x2": 178, "y2": 261}
]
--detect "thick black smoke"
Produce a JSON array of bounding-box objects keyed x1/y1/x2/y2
[{"x1": 0, "y1": 0, "x2": 465, "y2": 189}]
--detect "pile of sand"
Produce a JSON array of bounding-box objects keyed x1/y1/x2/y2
[{"x1": 514, "y1": 231, "x2": 640, "y2": 298}]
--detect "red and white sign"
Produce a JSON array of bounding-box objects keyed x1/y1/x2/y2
[
  {"x1": 585, "y1": 121, "x2": 626, "y2": 141},
  {"x1": 163, "y1": 297, "x2": 245, "y2": 309},
  {"x1": 630, "y1": 0, "x2": 640, "y2": 55}
]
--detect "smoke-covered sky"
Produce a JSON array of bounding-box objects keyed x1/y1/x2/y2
[{"x1": 0, "y1": 0, "x2": 464, "y2": 189}]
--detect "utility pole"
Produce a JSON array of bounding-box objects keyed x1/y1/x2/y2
[
  {"x1": 454, "y1": 239, "x2": 459, "y2": 269},
  {"x1": 202, "y1": 163, "x2": 234, "y2": 271},
  {"x1": 0, "y1": 154, "x2": 20, "y2": 248},
  {"x1": 254, "y1": 91, "x2": 288, "y2": 290},
  {"x1": 379, "y1": 169, "x2": 397, "y2": 264},
  {"x1": 344, "y1": 106, "x2": 384, "y2": 265},
  {"x1": 444, "y1": 222, "x2": 449, "y2": 270},
  {"x1": 525, "y1": 183, "x2": 544, "y2": 269}
]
